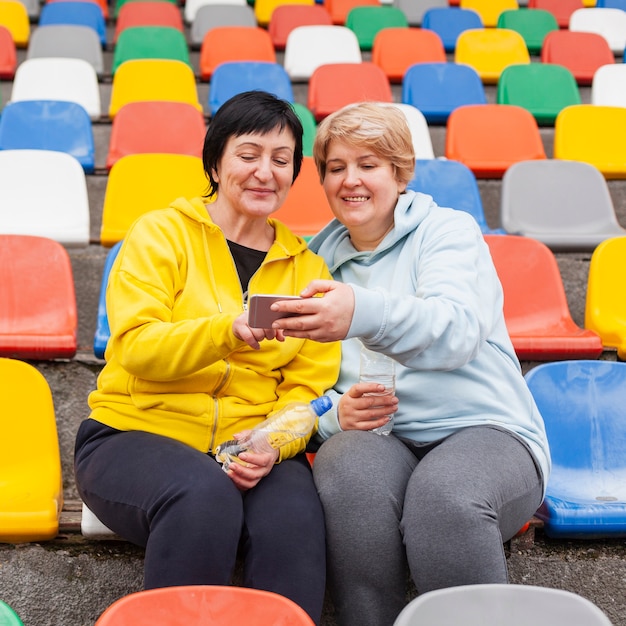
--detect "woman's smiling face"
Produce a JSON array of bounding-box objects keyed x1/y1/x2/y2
[
  {"x1": 212, "y1": 126, "x2": 296, "y2": 220},
  {"x1": 322, "y1": 139, "x2": 406, "y2": 250}
]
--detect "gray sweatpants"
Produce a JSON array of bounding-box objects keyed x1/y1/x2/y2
[{"x1": 313, "y1": 426, "x2": 544, "y2": 626}]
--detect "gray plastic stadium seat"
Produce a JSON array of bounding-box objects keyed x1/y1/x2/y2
[{"x1": 190, "y1": 3, "x2": 256, "y2": 48}]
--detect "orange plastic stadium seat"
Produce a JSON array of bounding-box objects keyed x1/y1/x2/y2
[
  {"x1": 325, "y1": 0, "x2": 379, "y2": 25},
  {"x1": 0, "y1": 357, "x2": 63, "y2": 543},
  {"x1": 541, "y1": 30, "x2": 614, "y2": 86},
  {"x1": 371, "y1": 27, "x2": 446, "y2": 83},
  {"x1": 101, "y1": 154, "x2": 208, "y2": 247},
  {"x1": 529, "y1": 0, "x2": 584, "y2": 28},
  {"x1": 268, "y1": 4, "x2": 332, "y2": 50},
  {"x1": 445, "y1": 104, "x2": 546, "y2": 178},
  {"x1": 106, "y1": 101, "x2": 206, "y2": 169},
  {"x1": 308, "y1": 62, "x2": 393, "y2": 121},
  {"x1": 484, "y1": 234, "x2": 603, "y2": 360},
  {"x1": 95, "y1": 586, "x2": 315, "y2": 625},
  {"x1": 254, "y1": 0, "x2": 314, "y2": 27},
  {"x1": 199, "y1": 26, "x2": 276, "y2": 81},
  {"x1": 0, "y1": 235, "x2": 77, "y2": 360},
  {"x1": 114, "y1": 1, "x2": 183, "y2": 43},
  {"x1": 272, "y1": 157, "x2": 333, "y2": 238},
  {"x1": 0, "y1": 24, "x2": 16, "y2": 78}
]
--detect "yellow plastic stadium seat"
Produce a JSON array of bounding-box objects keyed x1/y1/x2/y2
[
  {"x1": 0, "y1": 0, "x2": 29, "y2": 47},
  {"x1": 585, "y1": 236, "x2": 626, "y2": 359},
  {"x1": 455, "y1": 28, "x2": 529, "y2": 84},
  {"x1": 100, "y1": 153, "x2": 209, "y2": 246},
  {"x1": 108, "y1": 59, "x2": 202, "y2": 119},
  {"x1": 0, "y1": 358, "x2": 63, "y2": 543},
  {"x1": 460, "y1": 0, "x2": 519, "y2": 27},
  {"x1": 554, "y1": 105, "x2": 626, "y2": 179}
]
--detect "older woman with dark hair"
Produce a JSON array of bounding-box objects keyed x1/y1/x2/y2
[
  {"x1": 74, "y1": 91, "x2": 339, "y2": 624},
  {"x1": 272, "y1": 102, "x2": 551, "y2": 626}
]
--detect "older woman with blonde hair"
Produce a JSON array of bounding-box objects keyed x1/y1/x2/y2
[{"x1": 272, "y1": 102, "x2": 551, "y2": 626}]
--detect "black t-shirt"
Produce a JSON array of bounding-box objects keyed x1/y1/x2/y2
[{"x1": 226, "y1": 239, "x2": 267, "y2": 297}]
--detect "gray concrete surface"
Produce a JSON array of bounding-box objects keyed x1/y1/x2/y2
[{"x1": 1, "y1": 24, "x2": 626, "y2": 626}]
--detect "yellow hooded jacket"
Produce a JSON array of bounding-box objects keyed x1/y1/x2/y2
[{"x1": 88, "y1": 197, "x2": 340, "y2": 461}]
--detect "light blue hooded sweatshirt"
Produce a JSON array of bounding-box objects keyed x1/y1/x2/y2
[{"x1": 308, "y1": 190, "x2": 551, "y2": 491}]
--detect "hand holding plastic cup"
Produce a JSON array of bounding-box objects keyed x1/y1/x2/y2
[{"x1": 359, "y1": 347, "x2": 396, "y2": 436}]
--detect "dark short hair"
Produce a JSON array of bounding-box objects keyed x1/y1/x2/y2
[{"x1": 202, "y1": 91, "x2": 304, "y2": 198}]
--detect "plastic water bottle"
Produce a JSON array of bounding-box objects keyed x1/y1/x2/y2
[
  {"x1": 215, "y1": 396, "x2": 332, "y2": 471},
  {"x1": 359, "y1": 346, "x2": 396, "y2": 436}
]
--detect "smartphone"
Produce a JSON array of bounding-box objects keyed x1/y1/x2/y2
[{"x1": 248, "y1": 294, "x2": 303, "y2": 328}]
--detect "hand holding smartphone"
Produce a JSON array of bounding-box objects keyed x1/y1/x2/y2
[{"x1": 248, "y1": 294, "x2": 303, "y2": 328}]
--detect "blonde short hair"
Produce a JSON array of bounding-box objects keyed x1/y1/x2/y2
[{"x1": 313, "y1": 102, "x2": 416, "y2": 186}]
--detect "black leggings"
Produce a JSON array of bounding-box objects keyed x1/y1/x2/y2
[{"x1": 74, "y1": 419, "x2": 326, "y2": 625}]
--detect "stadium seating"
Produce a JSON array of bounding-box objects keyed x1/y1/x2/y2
[
  {"x1": 553, "y1": 104, "x2": 626, "y2": 179},
  {"x1": 183, "y1": 0, "x2": 247, "y2": 24},
  {"x1": 541, "y1": 30, "x2": 614, "y2": 85},
  {"x1": 421, "y1": 7, "x2": 483, "y2": 52},
  {"x1": 190, "y1": 3, "x2": 256, "y2": 48},
  {"x1": 459, "y1": 0, "x2": 519, "y2": 27},
  {"x1": 408, "y1": 159, "x2": 504, "y2": 234},
  {"x1": 0, "y1": 149, "x2": 90, "y2": 247},
  {"x1": 591, "y1": 63, "x2": 626, "y2": 106},
  {"x1": 113, "y1": 0, "x2": 177, "y2": 19},
  {"x1": 0, "y1": 356, "x2": 64, "y2": 542},
  {"x1": 484, "y1": 234, "x2": 603, "y2": 360},
  {"x1": 100, "y1": 154, "x2": 208, "y2": 247},
  {"x1": 198, "y1": 26, "x2": 276, "y2": 81},
  {"x1": 402, "y1": 62, "x2": 487, "y2": 125},
  {"x1": 283, "y1": 24, "x2": 361, "y2": 81},
  {"x1": 389, "y1": 103, "x2": 436, "y2": 159},
  {"x1": 114, "y1": 1, "x2": 184, "y2": 43},
  {"x1": 569, "y1": 7, "x2": 626, "y2": 53},
  {"x1": 0, "y1": 234, "x2": 78, "y2": 359},
  {"x1": 208, "y1": 61, "x2": 293, "y2": 116},
  {"x1": 307, "y1": 62, "x2": 393, "y2": 121},
  {"x1": 394, "y1": 0, "x2": 449, "y2": 26},
  {"x1": 371, "y1": 27, "x2": 446, "y2": 83},
  {"x1": 325, "y1": 0, "x2": 379, "y2": 25},
  {"x1": 106, "y1": 101, "x2": 206, "y2": 170},
  {"x1": 0, "y1": 99, "x2": 95, "y2": 173},
  {"x1": 445, "y1": 104, "x2": 546, "y2": 178},
  {"x1": 292, "y1": 102, "x2": 317, "y2": 157},
  {"x1": 0, "y1": 601, "x2": 24, "y2": 626},
  {"x1": 500, "y1": 159, "x2": 626, "y2": 250},
  {"x1": 268, "y1": 3, "x2": 332, "y2": 50},
  {"x1": 254, "y1": 0, "x2": 313, "y2": 27},
  {"x1": 38, "y1": 1, "x2": 106, "y2": 48},
  {"x1": 394, "y1": 584, "x2": 613, "y2": 625},
  {"x1": 496, "y1": 7, "x2": 558, "y2": 54},
  {"x1": 0, "y1": 0, "x2": 30, "y2": 47},
  {"x1": 272, "y1": 157, "x2": 334, "y2": 239},
  {"x1": 344, "y1": 5, "x2": 408, "y2": 51},
  {"x1": 0, "y1": 23, "x2": 16, "y2": 77},
  {"x1": 585, "y1": 236, "x2": 626, "y2": 359},
  {"x1": 108, "y1": 59, "x2": 202, "y2": 119},
  {"x1": 95, "y1": 586, "x2": 316, "y2": 625},
  {"x1": 112, "y1": 26, "x2": 191, "y2": 75},
  {"x1": 496, "y1": 63, "x2": 581, "y2": 126},
  {"x1": 529, "y1": 0, "x2": 584, "y2": 27},
  {"x1": 26, "y1": 24, "x2": 104, "y2": 77},
  {"x1": 94, "y1": 241, "x2": 122, "y2": 359},
  {"x1": 11, "y1": 57, "x2": 101, "y2": 119},
  {"x1": 525, "y1": 360, "x2": 626, "y2": 539},
  {"x1": 455, "y1": 28, "x2": 530, "y2": 84}
]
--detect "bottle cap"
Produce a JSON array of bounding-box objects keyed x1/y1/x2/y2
[{"x1": 310, "y1": 395, "x2": 332, "y2": 417}]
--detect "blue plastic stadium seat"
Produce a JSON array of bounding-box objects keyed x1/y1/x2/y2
[
  {"x1": 402, "y1": 62, "x2": 487, "y2": 124},
  {"x1": 0, "y1": 100, "x2": 95, "y2": 173},
  {"x1": 94, "y1": 240, "x2": 123, "y2": 359},
  {"x1": 408, "y1": 159, "x2": 504, "y2": 234},
  {"x1": 421, "y1": 6, "x2": 483, "y2": 52},
  {"x1": 38, "y1": 1, "x2": 107, "y2": 47},
  {"x1": 208, "y1": 61, "x2": 294, "y2": 116},
  {"x1": 525, "y1": 360, "x2": 626, "y2": 538}
]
